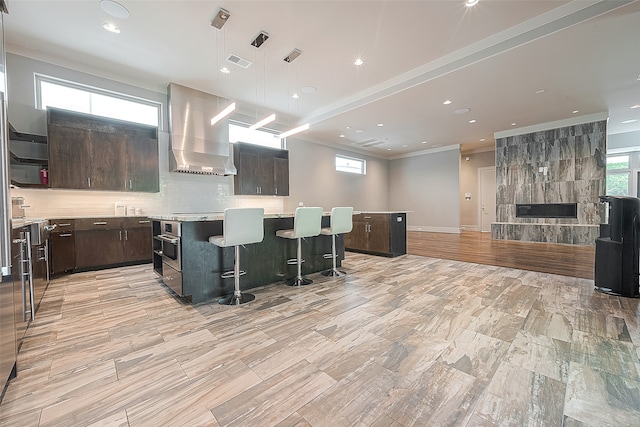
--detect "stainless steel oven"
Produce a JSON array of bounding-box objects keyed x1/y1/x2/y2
[{"x1": 155, "y1": 221, "x2": 182, "y2": 295}]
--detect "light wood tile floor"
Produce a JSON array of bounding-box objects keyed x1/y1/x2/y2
[{"x1": 1, "y1": 253, "x2": 639, "y2": 426}]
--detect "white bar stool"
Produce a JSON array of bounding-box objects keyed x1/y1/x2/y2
[
  {"x1": 276, "y1": 206, "x2": 323, "y2": 286},
  {"x1": 321, "y1": 207, "x2": 353, "y2": 277},
  {"x1": 209, "y1": 207, "x2": 264, "y2": 305}
]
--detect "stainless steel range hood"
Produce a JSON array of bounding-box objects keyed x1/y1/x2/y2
[{"x1": 168, "y1": 83, "x2": 237, "y2": 175}]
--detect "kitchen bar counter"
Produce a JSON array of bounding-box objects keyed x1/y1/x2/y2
[{"x1": 153, "y1": 215, "x2": 342, "y2": 304}]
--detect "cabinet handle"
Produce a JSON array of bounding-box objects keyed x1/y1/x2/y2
[
  {"x1": 364, "y1": 216, "x2": 372, "y2": 219},
  {"x1": 119, "y1": 230, "x2": 122, "y2": 240},
  {"x1": 138, "y1": 220, "x2": 150, "y2": 224},
  {"x1": 93, "y1": 222, "x2": 107, "y2": 225},
  {"x1": 88, "y1": 177, "x2": 91, "y2": 188},
  {"x1": 125, "y1": 230, "x2": 128, "y2": 240},
  {"x1": 59, "y1": 233, "x2": 72, "y2": 237},
  {"x1": 58, "y1": 223, "x2": 71, "y2": 227},
  {"x1": 275, "y1": 187, "x2": 277, "y2": 195},
  {"x1": 129, "y1": 179, "x2": 132, "y2": 189}
]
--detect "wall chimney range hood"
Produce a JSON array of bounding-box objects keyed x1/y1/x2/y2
[{"x1": 168, "y1": 83, "x2": 237, "y2": 175}]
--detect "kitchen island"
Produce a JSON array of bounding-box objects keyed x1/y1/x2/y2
[{"x1": 149, "y1": 213, "x2": 342, "y2": 304}]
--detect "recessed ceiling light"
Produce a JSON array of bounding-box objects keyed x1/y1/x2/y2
[
  {"x1": 572, "y1": 110, "x2": 579, "y2": 114},
  {"x1": 511, "y1": 123, "x2": 517, "y2": 126},
  {"x1": 377, "y1": 123, "x2": 384, "y2": 127},
  {"x1": 355, "y1": 129, "x2": 364, "y2": 133},
  {"x1": 102, "y1": 22, "x2": 120, "y2": 33},
  {"x1": 346, "y1": 126, "x2": 352, "y2": 129},
  {"x1": 354, "y1": 58, "x2": 364, "y2": 66},
  {"x1": 443, "y1": 100, "x2": 452, "y2": 105},
  {"x1": 465, "y1": 0, "x2": 479, "y2": 6},
  {"x1": 622, "y1": 119, "x2": 638, "y2": 124},
  {"x1": 387, "y1": 148, "x2": 392, "y2": 151},
  {"x1": 469, "y1": 119, "x2": 477, "y2": 124},
  {"x1": 220, "y1": 67, "x2": 230, "y2": 74},
  {"x1": 339, "y1": 134, "x2": 345, "y2": 138},
  {"x1": 301, "y1": 86, "x2": 316, "y2": 94},
  {"x1": 292, "y1": 93, "x2": 299, "y2": 99},
  {"x1": 535, "y1": 89, "x2": 545, "y2": 94},
  {"x1": 480, "y1": 138, "x2": 485, "y2": 142},
  {"x1": 454, "y1": 108, "x2": 470, "y2": 115},
  {"x1": 402, "y1": 144, "x2": 408, "y2": 148},
  {"x1": 631, "y1": 104, "x2": 640, "y2": 109},
  {"x1": 100, "y1": 0, "x2": 130, "y2": 19},
  {"x1": 421, "y1": 141, "x2": 428, "y2": 144}
]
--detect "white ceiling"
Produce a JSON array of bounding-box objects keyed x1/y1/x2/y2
[{"x1": 4, "y1": 0, "x2": 640, "y2": 157}]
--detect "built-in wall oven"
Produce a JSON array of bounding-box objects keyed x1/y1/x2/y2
[{"x1": 155, "y1": 221, "x2": 182, "y2": 296}]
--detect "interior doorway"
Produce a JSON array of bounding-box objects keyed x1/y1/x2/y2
[{"x1": 479, "y1": 167, "x2": 496, "y2": 232}]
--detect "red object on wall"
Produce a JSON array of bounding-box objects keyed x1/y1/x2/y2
[{"x1": 40, "y1": 169, "x2": 48, "y2": 185}]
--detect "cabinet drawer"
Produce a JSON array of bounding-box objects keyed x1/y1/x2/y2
[
  {"x1": 75, "y1": 218, "x2": 123, "y2": 231},
  {"x1": 123, "y1": 217, "x2": 151, "y2": 228},
  {"x1": 49, "y1": 219, "x2": 76, "y2": 230},
  {"x1": 360, "y1": 213, "x2": 389, "y2": 223}
]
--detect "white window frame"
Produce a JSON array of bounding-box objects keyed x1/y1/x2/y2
[
  {"x1": 34, "y1": 73, "x2": 162, "y2": 127},
  {"x1": 606, "y1": 153, "x2": 632, "y2": 196},
  {"x1": 229, "y1": 120, "x2": 283, "y2": 149},
  {"x1": 336, "y1": 154, "x2": 366, "y2": 175}
]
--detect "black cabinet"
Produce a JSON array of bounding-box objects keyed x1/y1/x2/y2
[
  {"x1": 233, "y1": 142, "x2": 289, "y2": 196},
  {"x1": 344, "y1": 213, "x2": 407, "y2": 257},
  {"x1": 47, "y1": 108, "x2": 159, "y2": 192}
]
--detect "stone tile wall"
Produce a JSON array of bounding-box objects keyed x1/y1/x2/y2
[{"x1": 491, "y1": 120, "x2": 606, "y2": 245}]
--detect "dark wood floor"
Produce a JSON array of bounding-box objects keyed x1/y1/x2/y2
[{"x1": 407, "y1": 231, "x2": 595, "y2": 279}]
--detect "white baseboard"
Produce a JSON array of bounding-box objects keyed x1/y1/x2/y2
[
  {"x1": 407, "y1": 226, "x2": 461, "y2": 234},
  {"x1": 460, "y1": 225, "x2": 480, "y2": 232}
]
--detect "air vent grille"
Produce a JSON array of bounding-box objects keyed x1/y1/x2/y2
[
  {"x1": 226, "y1": 54, "x2": 252, "y2": 69},
  {"x1": 353, "y1": 138, "x2": 385, "y2": 148}
]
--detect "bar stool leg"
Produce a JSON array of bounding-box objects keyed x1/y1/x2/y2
[
  {"x1": 322, "y1": 234, "x2": 346, "y2": 277},
  {"x1": 285, "y1": 237, "x2": 313, "y2": 286},
  {"x1": 219, "y1": 245, "x2": 255, "y2": 305}
]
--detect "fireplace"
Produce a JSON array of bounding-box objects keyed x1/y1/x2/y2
[{"x1": 516, "y1": 203, "x2": 578, "y2": 219}]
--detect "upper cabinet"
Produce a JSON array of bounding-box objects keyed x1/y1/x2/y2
[
  {"x1": 233, "y1": 142, "x2": 289, "y2": 196},
  {"x1": 47, "y1": 108, "x2": 159, "y2": 192}
]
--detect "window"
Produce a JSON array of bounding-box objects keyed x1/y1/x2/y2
[
  {"x1": 229, "y1": 121, "x2": 282, "y2": 149},
  {"x1": 35, "y1": 74, "x2": 161, "y2": 127},
  {"x1": 606, "y1": 154, "x2": 631, "y2": 196},
  {"x1": 336, "y1": 154, "x2": 366, "y2": 175}
]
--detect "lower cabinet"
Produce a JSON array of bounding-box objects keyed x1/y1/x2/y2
[
  {"x1": 344, "y1": 213, "x2": 407, "y2": 257},
  {"x1": 51, "y1": 217, "x2": 151, "y2": 272},
  {"x1": 49, "y1": 219, "x2": 76, "y2": 274}
]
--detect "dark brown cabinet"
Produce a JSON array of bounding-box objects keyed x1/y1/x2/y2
[
  {"x1": 48, "y1": 219, "x2": 76, "y2": 274},
  {"x1": 74, "y1": 217, "x2": 152, "y2": 270},
  {"x1": 123, "y1": 218, "x2": 152, "y2": 263},
  {"x1": 233, "y1": 142, "x2": 289, "y2": 196},
  {"x1": 47, "y1": 108, "x2": 159, "y2": 192},
  {"x1": 345, "y1": 213, "x2": 407, "y2": 257}
]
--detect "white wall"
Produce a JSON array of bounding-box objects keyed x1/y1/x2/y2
[
  {"x1": 284, "y1": 138, "x2": 389, "y2": 212},
  {"x1": 7, "y1": 53, "x2": 387, "y2": 218},
  {"x1": 459, "y1": 150, "x2": 495, "y2": 229},
  {"x1": 389, "y1": 147, "x2": 461, "y2": 233}
]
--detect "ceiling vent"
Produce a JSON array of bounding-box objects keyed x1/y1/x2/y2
[
  {"x1": 284, "y1": 49, "x2": 302, "y2": 63},
  {"x1": 251, "y1": 31, "x2": 269, "y2": 48},
  {"x1": 226, "y1": 53, "x2": 252, "y2": 69},
  {"x1": 354, "y1": 138, "x2": 385, "y2": 148}
]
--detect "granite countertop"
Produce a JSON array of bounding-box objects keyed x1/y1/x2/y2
[
  {"x1": 11, "y1": 218, "x2": 49, "y2": 229},
  {"x1": 148, "y1": 210, "x2": 409, "y2": 222}
]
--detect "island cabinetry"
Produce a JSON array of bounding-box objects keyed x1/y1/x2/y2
[
  {"x1": 48, "y1": 219, "x2": 76, "y2": 274},
  {"x1": 345, "y1": 213, "x2": 407, "y2": 257},
  {"x1": 74, "y1": 217, "x2": 152, "y2": 271},
  {"x1": 233, "y1": 142, "x2": 289, "y2": 196},
  {"x1": 47, "y1": 108, "x2": 159, "y2": 192}
]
